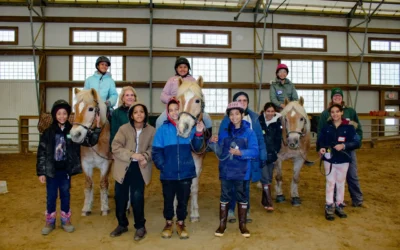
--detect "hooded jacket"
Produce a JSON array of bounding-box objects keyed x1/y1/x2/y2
[
  {"x1": 269, "y1": 78, "x2": 299, "y2": 107},
  {"x1": 258, "y1": 113, "x2": 282, "y2": 164},
  {"x1": 216, "y1": 120, "x2": 259, "y2": 181},
  {"x1": 160, "y1": 75, "x2": 196, "y2": 104},
  {"x1": 83, "y1": 72, "x2": 118, "y2": 107},
  {"x1": 317, "y1": 118, "x2": 361, "y2": 164},
  {"x1": 112, "y1": 103, "x2": 155, "y2": 185}
]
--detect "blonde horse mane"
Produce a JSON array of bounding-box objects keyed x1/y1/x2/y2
[
  {"x1": 176, "y1": 78, "x2": 204, "y2": 101},
  {"x1": 281, "y1": 98, "x2": 311, "y2": 135},
  {"x1": 75, "y1": 89, "x2": 107, "y2": 124}
]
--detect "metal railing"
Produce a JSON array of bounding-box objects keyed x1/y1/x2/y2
[{"x1": 0, "y1": 118, "x2": 19, "y2": 152}]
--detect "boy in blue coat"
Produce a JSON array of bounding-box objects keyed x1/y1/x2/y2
[
  {"x1": 152, "y1": 98, "x2": 204, "y2": 239},
  {"x1": 210, "y1": 102, "x2": 259, "y2": 238}
]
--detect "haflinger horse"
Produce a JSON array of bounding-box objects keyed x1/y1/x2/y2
[
  {"x1": 70, "y1": 88, "x2": 111, "y2": 216},
  {"x1": 176, "y1": 76, "x2": 208, "y2": 222},
  {"x1": 275, "y1": 97, "x2": 311, "y2": 206}
]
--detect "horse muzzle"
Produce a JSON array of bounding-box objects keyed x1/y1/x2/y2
[{"x1": 70, "y1": 126, "x2": 88, "y2": 144}]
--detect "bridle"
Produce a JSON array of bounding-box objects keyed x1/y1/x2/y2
[
  {"x1": 73, "y1": 99, "x2": 101, "y2": 144},
  {"x1": 282, "y1": 116, "x2": 307, "y2": 148}
]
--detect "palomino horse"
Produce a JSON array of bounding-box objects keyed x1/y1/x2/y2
[
  {"x1": 275, "y1": 97, "x2": 311, "y2": 206},
  {"x1": 70, "y1": 88, "x2": 111, "y2": 216},
  {"x1": 176, "y1": 76, "x2": 208, "y2": 222}
]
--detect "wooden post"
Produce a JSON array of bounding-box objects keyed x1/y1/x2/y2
[{"x1": 19, "y1": 116, "x2": 29, "y2": 154}]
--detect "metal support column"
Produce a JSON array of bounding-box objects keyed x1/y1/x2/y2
[{"x1": 149, "y1": 0, "x2": 154, "y2": 115}]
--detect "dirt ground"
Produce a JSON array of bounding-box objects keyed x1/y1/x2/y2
[{"x1": 0, "y1": 147, "x2": 399, "y2": 250}]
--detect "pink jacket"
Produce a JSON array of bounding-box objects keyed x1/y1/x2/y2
[{"x1": 160, "y1": 75, "x2": 196, "y2": 104}]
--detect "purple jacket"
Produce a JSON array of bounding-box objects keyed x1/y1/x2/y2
[{"x1": 160, "y1": 75, "x2": 196, "y2": 104}]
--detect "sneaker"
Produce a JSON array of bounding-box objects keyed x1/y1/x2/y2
[
  {"x1": 161, "y1": 221, "x2": 173, "y2": 239},
  {"x1": 325, "y1": 204, "x2": 335, "y2": 221},
  {"x1": 335, "y1": 204, "x2": 347, "y2": 218},
  {"x1": 352, "y1": 201, "x2": 363, "y2": 207}
]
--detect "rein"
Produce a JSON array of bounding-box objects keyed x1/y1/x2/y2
[{"x1": 319, "y1": 149, "x2": 352, "y2": 176}]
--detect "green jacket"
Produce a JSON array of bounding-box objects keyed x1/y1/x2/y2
[
  {"x1": 318, "y1": 106, "x2": 363, "y2": 140},
  {"x1": 269, "y1": 78, "x2": 299, "y2": 107},
  {"x1": 110, "y1": 106, "x2": 130, "y2": 147}
]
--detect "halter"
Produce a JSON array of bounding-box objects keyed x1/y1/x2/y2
[{"x1": 73, "y1": 99, "x2": 100, "y2": 143}]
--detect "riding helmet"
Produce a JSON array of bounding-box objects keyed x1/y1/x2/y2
[
  {"x1": 174, "y1": 57, "x2": 191, "y2": 71},
  {"x1": 226, "y1": 101, "x2": 245, "y2": 116},
  {"x1": 276, "y1": 63, "x2": 289, "y2": 75},
  {"x1": 51, "y1": 99, "x2": 72, "y2": 120},
  {"x1": 95, "y1": 56, "x2": 111, "y2": 69}
]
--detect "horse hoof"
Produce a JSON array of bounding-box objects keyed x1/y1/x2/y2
[
  {"x1": 276, "y1": 195, "x2": 286, "y2": 203},
  {"x1": 291, "y1": 197, "x2": 302, "y2": 206},
  {"x1": 101, "y1": 210, "x2": 109, "y2": 216},
  {"x1": 190, "y1": 216, "x2": 200, "y2": 222},
  {"x1": 81, "y1": 211, "x2": 91, "y2": 216}
]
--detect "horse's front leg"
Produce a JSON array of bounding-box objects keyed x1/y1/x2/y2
[
  {"x1": 99, "y1": 160, "x2": 111, "y2": 216},
  {"x1": 275, "y1": 159, "x2": 285, "y2": 203},
  {"x1": 82, "y1": 162, "x2": 94, "y2": 216},
  {"x1": 190, "y1": 154, "x2": 203, "y2": 222},
  {"x1": 290, "y1": 157, "x2": 304, "y2": 206}
]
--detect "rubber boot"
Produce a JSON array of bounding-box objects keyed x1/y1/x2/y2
[
  {"x1": 262, "y1": 184, "x2": 274, "y2": 212},
  {"x1": 215, "y1": 202, "x2": 229, "y2": 237},
  {"x1": 60, "y1": 211, "x2": 75, "y2": 233},
  {"x1": 41, "y1": 211, "x2": 56, "y2": 235},
  {"x1": 237, "y1": 203, "x2": 250, "y2": 238}
]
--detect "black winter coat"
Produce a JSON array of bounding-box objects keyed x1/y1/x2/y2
[
  {"x1": 36, "y1": 121, "x2": 82, "y2": 178},
  {"x1": 258, "y1": 114, "x2": 282, "y2": 164}
]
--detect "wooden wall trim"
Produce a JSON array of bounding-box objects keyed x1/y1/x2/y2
[
  {"x1": 0, "y1": 16, "x2": 399, "y2": 34},
  {"x1": 1, "y1": 49, "x2": 399, "y2": 63}
]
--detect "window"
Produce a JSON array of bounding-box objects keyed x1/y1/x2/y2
[
  {"x1": 371, "y1": 63, "x2": 400, "y2": 85},
  {"x1": 72, "y1": 87, "x2": 122, "y2": 111},
  {"x1": 369, "y1": 38, "x2": 400, "y2": 53},
  {"x1": 177, "y1": 30, "x2": 231, "y2": 48},
  {"x1": 385, "y1": 107, "x2": 399, "y2": 137},
  {"x1": 278, "y1": 33, "x2": 327, "y2": 52},
  {"x1": 70, "y1": 28, "x2": 126, "y2": 46},
  {"x1": 189, "y1": 57, "x2": 229, "y2": 82},
  {"x1": 281, "y1": 60, "x2": 324, "y2": 84},
  {"x1": 202, "y1": 89, "x2": 228, "y2": 113},
  {"x1": 0, "y1": 27, "x2": 18, "y2": 45},
  {"x1": 0, "y1": 61, "x2": 34, "y2": 80},
  {"x1": 72, "y1": 56, "x2": 123, "y2": 81},
  {"x1": 296, "y1": 90, "x2": 324, "y2": 113}
]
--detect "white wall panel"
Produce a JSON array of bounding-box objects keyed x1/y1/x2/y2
[
  {"x1": 47, "y1": 56, "x2": 69, "y2": 80},
  {"x1": 349, "y1": 91, "x2": 379, "y2": 113},
  {"x1": 232, "y1": 59, "x2": 253, "y2": 83},
  {"x1": 327, "y1": 61, "x2": 347, "y2": 84},
  {"x1": 0, "y1": 81, "x2": 38, "y2": 117},
  {"x1": 348, "y1": 62, "x2": 369, "y2": 85},
  {"x1": 271, "y1": 14, "x2": 346, "y2": 27},
  {"x1": 46, "y1": 88, "x2": 69, "y2": 113},
  {"x1": 45, "y1": 7, "x2": 149, "y2": 18},
  {"x1": 256, "y1": 59, "x2": 279, "y2": 83},
  {"x1": 126, "y1": 57, "x2": 151, "y2": 81},
  {"x1": 152, "y1": 57, "x2": 176, "y2": 81}
]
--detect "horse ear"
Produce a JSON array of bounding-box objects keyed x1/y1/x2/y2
[
  {"x1": 197, "y1": 76, "x2": 204, "y2": 88},
  {"x1": 74, "y1": 88, "x2": 81, "y2": 95},
  {"x1": 284, "y1": 98, "x2": 289, "y2": 105},
  {"x1": 178, "y1": 77, "x2": 183, "y2": 87},
  {"x1": 90, "y1": 88, "x2": 99, "y2": 101},
  {"x1": 299, "y1": 96, "x2": 304, "y2": 106}
]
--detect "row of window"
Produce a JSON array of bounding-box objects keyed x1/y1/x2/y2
[{"x1": 1, "y1": 27, "x2": 400, "y2": 53}]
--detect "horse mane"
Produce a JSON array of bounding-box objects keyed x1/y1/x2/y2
[
  {"x1": 75, "y1": 89, "x2": 107, "y2": 124},
  {"x1": 176, "y1": 79, "x2": 204, "y2": 100},
  {"x1": 281, "y1": 100, "x2": 311, "y2": 134}
]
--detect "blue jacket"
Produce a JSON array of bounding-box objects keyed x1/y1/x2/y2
[
  {"x1": 317, "y1": 119, "x2": 361, "y2": 164},
  {"x1": 152, "y1": 121, "x2": 204, "y2": 181},
  {"x1": 84, "y1": 72, "x2": 118, "y2": 107},
  {"x1": 214, "y1": 120, "x2": 259, "y2": 181},
  {"x1": 219, "y1": 109, "x2": 267, "y2": 181}
]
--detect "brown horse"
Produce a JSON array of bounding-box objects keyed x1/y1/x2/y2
[
  {"x1": 176, "y1": 76, "x2": 208, "y2": 222},
  {"x1": 275, "y1": 97, "x2": 311, "y2": 206},
  {"x1": 70, "y1": 88, "x2": 111, "y2": 216}
]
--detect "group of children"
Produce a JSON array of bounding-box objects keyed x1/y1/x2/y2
[{"x1": 36, "y1": 56, "x2": 363, "y2": 240}]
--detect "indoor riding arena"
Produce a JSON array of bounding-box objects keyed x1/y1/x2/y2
[{"x1": 0, "y1": 1, "x2": 399, "y2": 249}]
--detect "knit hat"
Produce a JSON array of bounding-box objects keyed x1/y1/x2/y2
[
  {"x1": 232, "y1": 91, "x2": 249, "y2": 103},
  {"x1": 331, "y1": 88, "x2": 344, "y2": 99}
]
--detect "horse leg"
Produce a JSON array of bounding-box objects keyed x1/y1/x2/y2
[
  {"x1": 291, "y1": 157, "x2": 304, "y2": 206},
  {"x1": 82, "y1": 167, "x2": 94, "y2": 216},
  {"x1": 275, "y1": 159, "x2": 285, "y2": 203},
  {"x1": 190, "y1": 154, "x2": 203, "y2": 222},
  {"x1": 99, "y1": 161, "x2": 111, "y2": 216}
]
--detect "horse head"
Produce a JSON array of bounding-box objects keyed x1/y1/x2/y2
[
  {"x1": 281, "y1": 97, "x2": 310, "y2": 150},
  {"x1": 176, "y1": 76, "x2": 204, "y2": 138},
  {"x1": 70, "y1": 88, "x2": 107, "y2": 144}
]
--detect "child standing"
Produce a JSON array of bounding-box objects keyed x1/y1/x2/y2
[
  {"x1": 110, "y1": 102, "x2": 155, "y2": 241},
  {"x1": 317, "y1": 104, "x2": 360, "y2": 221},
  {"x1": 258, "y1": 102, "x2": 282, "y2": 212},
  {"x1": 37, "y1": 100, "x2": 82, "y2": 235},
  {"x1": 210, "y1": 102, "x2": 259, "y2": 238},
  {"x1": 152, "y1": 98, "x2": 205, "y2": 239},
  {"x1": 83, "y1": 56, "x2": 119, "y2": 109},
  {"x1": 269, "y1": 63, "x2": 299, "y2": 111},
  {"x1": 155, "y1": 57, "x2": 212, "y2": 131}
]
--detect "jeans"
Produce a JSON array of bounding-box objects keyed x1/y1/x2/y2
[
  {"x1": 228, "y1": 180, "x2": 250, "y2": 212},
  {"x1": 347, "y1": 151, "x2": 363, "y2": 204},
  {"x1": 156, "y1": 110, "x2": 212, "y2": 129},
  {"x1": 221, "y1": 180, "x2": 248, "y2": 204},
  {"x1": 46, "y1": 170, "x2": 71, "y2": 214},
  {"x1": 114, "y1": 162, "x2": 145, "y2": 229},
  {"x1": 161, "y1": 178, "x2": 192, "y2": 221},
  {"x1": 260, "y1": 162, "x2": 275, "y2": 185}
]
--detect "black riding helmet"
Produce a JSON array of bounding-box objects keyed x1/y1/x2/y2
[
  {"x1": 51, "y1": 99, "x2": 72, "y2": 122},
  {"x1": 95, "y1": 56, "x2": 111, "y2": 69},
  {"x1": 174, "y1": 57, "x2": 191, "y2": 76}
]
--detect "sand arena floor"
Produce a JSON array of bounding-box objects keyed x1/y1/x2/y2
[{"x1": 0, "y1": 147, "x2": 399, "y2": 250}]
